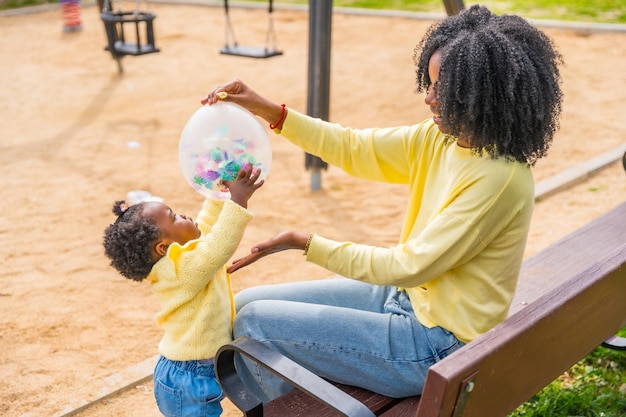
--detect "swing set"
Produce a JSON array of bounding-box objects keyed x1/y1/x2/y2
[{"x1": 99, "y1": 0, "x2": 281, "y2": 73}]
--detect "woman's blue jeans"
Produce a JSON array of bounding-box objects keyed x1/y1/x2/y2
[{"x1": 233, "y1": 278, "x2": 464, "y2": 403}]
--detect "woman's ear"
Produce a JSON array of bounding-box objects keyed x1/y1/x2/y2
[{"x1": 155, "y1": 241, "x2": 169, "y2": 257}]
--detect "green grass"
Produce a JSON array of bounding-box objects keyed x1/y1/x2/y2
[
  {"x1": 481, "y1": 0, "x2": 626, "y2": 23},
  {"x1": 0, "y1": 0, "x2": 53, "y2": 9},
  {"x1": 262, "y1": 0, "x2": 626, "y2": 23}
]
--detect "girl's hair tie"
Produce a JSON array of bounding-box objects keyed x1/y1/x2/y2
[{"x1": 112, "y1": 200, "x2": 131, "y2": 217}]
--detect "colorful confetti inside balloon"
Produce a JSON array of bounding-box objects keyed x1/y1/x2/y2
[{"x1": 179, "y1": 102, "x2": 272, "y2": 199}]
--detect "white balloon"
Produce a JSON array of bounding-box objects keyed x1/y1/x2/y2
[{"x1": 179, "y1": 102, "x2": 271, "y2": 199}]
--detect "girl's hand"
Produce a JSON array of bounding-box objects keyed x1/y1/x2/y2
[
  {"x1": 222, "y1": 164, "x2": 264, "y2": 209},
  {"x1": 227, "y1": 231, "x2": 310, "y2": 273}
]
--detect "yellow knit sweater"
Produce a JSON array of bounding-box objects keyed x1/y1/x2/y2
[
  {"x1": 280, "y1": 109, "x2": 534, "y2": 343},
  {"x1": 147, "y1": 199, "x2": 253, "y2": 360}
]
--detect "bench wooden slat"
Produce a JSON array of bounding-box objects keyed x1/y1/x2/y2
[
  {"x1": 378, "y1": 397, "x2": 421, "y2": 417},
  {"x1": 264, "y1": 384, "x2": 409, "y2": 416},
  {"x1": 415, "y1": 244, "x2": 626, "y2": 417}
]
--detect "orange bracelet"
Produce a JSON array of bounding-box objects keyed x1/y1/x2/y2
[{"x1": 269, "y1": 104, "x2": 287, "y2": 130}]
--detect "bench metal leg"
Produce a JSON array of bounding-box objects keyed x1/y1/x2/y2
[
  {"x1": 601, "y1": 335, "x2": 626, "y2": 351},
  {"x1": 216, "y1": 337, "x2": 376, "y2": 417}
]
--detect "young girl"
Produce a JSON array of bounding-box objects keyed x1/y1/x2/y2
[{"x1": 103, "y1": 165, "x2": 263, "y2": 416}]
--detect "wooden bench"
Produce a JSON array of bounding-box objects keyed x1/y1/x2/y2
[{"x1": 216, "y1": 201, "x2": 626, "y2": 417}]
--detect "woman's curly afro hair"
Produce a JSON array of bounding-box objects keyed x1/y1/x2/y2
[
  {"x1": 103, "y1": 200, "x2": 160, "y2": 281},
  {"x1": 414, "y1": 5, "x2": 564, "y2": 166}
]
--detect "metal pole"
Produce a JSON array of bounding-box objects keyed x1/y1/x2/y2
[
  {"x1": 305, "y1": 0, "x2": 331, "y2": 190},
  {"x1": 442, "y1": 0, "x2": 465, "y2": 15}
]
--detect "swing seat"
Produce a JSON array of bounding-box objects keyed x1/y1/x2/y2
[
  {"x1": 220, "y1": 0, "x2": 282, "y2": 59},
  {"x1": 101, "y1": 10, "x2": 159, "y2": 58},
  {"x1": 220, "y1": 44, "x2": 282, "y2": 59}
]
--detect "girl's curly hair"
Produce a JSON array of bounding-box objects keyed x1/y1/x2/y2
[
  {"x1": 414, "y1": 5, "x2": 564, "y2": 166},
  {"x1": 103, "y1": 200, "x2": 160, "y2": 281}
]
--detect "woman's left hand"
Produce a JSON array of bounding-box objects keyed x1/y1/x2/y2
[{"x1": 227, "y1": 230, "x2": 309, "y2": 273}]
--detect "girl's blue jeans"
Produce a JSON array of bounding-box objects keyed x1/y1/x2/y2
[
  {"x1": 233, "y1": 278, "x2": 465, "y2": 403},
  {"x1": 153, "y1": 356, "x2": 224, "y2": 417}
]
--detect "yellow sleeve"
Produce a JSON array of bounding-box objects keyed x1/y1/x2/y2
[
  {"x1": 168, "y1": 199, "x2": 253, "y2": 289},
  {"x1": 195, "y1": 198, "x2": 224, "y2": 235},
  {"x1": 280, "y1": 108, "x2": 417, "y2": 184}
]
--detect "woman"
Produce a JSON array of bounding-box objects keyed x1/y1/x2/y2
[{"x1": 204, "y1": 4, "x2": 563, "y2": 402}]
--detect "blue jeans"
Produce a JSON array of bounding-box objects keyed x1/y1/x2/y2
[
  {"x1": 153, "y1": 356, "x2": 224, "y2": 417},
  {"x1": 233, "y1": 278, "x2": 464, "y2": 403}
]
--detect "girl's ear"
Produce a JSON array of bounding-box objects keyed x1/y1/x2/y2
[{"x1": 155, "y1": 241, "x2": 169, "y2": 257}]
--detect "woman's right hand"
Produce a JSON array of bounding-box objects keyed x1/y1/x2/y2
[
  {"x1": 227, "y1": 230, "x2": 310, "y2": 273},
  {"x1": 203, "y1": 79, "x2": 287, "y2": 129}
]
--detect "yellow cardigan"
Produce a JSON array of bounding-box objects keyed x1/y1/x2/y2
[{"x1": 148, "y1": 199, "x2": 253, "y2": 360}]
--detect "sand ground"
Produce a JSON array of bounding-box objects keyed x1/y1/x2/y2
[{"x1": 1, "y1": 3, "x2": 625, "y2": 416}]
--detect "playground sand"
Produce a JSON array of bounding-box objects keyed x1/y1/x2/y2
[{"x1": 0, "y1": 3, "x2": 624, "y2": 416}]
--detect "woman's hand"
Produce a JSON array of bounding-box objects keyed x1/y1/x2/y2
[
  {"x1": 227, "y1": 230, "x2": 310, "y2": 273},
  {"x1": 202, "y1": 79, "x2": 287, "y2": 129}
]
